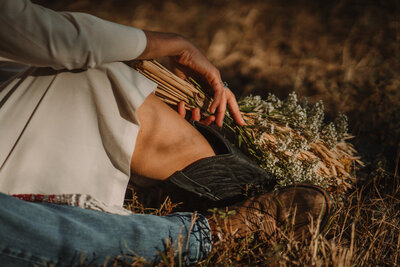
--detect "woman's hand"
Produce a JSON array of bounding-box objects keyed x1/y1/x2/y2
[
  {"x1": 136, "y1": 30, "x2": 245, "y2": 127},
  {"x1": 177, "y1": 101, "x2": 216, "y2": 125},
  {"x1": 170, "y1": 48, "x2": 245, "y2": 127}
]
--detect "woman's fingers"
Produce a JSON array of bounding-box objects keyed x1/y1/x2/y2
[
  {"x1": 225, "y1": 89, "x2": 246, "y2": 126},
  {"x1": 205, "y1": 70, "x2": 245, "y2": 126},
  {"x1": 178, "y1": 101, "x2": 186, "y2": 118},
  {"x1": 181, "y1": 89, "x2": 244, "y2": 127},
  {"x1": 210, "y1": 85, "x2": 245, "y2": 127},
  {"x1": 201, "y1": 115, "x2": 215, "y2": 125},
  {"x1": 179, "y1": 102, "x2": 215, "y2": 125},
  {"x1": 215, "y1": 91, "x2": 227, "y2": 127},
  {"x1": 207, "y1": 69, "x2": 223, "y2": 114},
  {"x1": 191, "y1": 107, "x2": 215, "y2": 125},
  {"x1": 206, "y1": 71, "x2": 230, "y2": 127},
  {"x1": 191, "y1": 107, "x2": 201, "y2": 121}
]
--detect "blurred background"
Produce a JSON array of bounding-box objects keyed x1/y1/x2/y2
[{"x1": 35, "y1": 0, "x2": 399, "y2": 183}]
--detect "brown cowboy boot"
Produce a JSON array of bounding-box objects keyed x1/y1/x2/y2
[
  {"x1": 208, "y1": 184, "x2": 332, "y2": 239},
  {"x1": 274, "y1": 184, "x2": 332, "y2": 238}
]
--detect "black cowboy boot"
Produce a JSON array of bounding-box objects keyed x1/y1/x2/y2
[
  {"x1": 131, "y1": 121, "x2": 277, "y2": 211},
  {"x1": 165, "y1": 121, "x2": 277, "y2": 202}
]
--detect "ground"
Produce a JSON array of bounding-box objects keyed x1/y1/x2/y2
[{"x1": 34, "y1": 0, "x2": 400, "y2": 265}]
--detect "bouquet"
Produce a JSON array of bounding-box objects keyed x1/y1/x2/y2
[{"x1": 132, "y1": 60, "x2": 363, "y2": 197}]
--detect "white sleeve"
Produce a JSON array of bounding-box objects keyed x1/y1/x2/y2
[{"x1": 0, "y1": 0, "x2": 147, "y2": 70}]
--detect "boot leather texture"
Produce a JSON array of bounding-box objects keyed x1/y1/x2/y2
[{"x1": 167, "y1": 121, "x2": 277, "y2": 202}]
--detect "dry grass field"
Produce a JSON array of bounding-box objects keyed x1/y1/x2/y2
[{"x1": 36, "y1": 0, "x2": 400, "y2": 265}]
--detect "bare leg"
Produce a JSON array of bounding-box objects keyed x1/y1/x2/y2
[{"x1": 130, "y1": 93, "x2": 215, "y2": 181}]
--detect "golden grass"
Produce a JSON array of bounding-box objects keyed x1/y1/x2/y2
[{"x1": 120, "y1": 168, "x2": 400, "y2": 266}]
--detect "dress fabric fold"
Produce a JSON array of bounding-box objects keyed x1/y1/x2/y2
[{"x1": 0, "y1": 62, "x2": 157, "y2": 207}]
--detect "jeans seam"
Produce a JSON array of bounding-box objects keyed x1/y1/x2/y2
[{"x1": 0, "y1": 247, "x2": 49, "y2": 266}]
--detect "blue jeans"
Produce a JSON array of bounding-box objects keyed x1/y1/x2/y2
[{"x1": 0, "y1": 193, "x2": 212, "y2": 266}]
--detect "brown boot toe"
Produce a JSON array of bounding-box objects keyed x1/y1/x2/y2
[
  {"x1": 232, "y1": 193, "x2": 278, "y2": 236},
  {"x1": 208, "y1": 193, "x2": 278, "y2": 238},
  {"x1": 273, "y1": 184, "x2": 332, "y2": 237}
]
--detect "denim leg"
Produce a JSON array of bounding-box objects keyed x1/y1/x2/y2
[{"x1": 0, "y1": 193, "x2": 212, "y2": 266}]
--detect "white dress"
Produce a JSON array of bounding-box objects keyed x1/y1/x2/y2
[{"x1": 0, "y1": 0, "x2": 157, "y2": 207}]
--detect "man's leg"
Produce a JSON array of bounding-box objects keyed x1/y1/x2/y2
[
  {"x1": 131, "y1": 93, "x2": 216, "y2": 180},
  {"x1": 0, "y1": 193, "x2": 211, "y2": 266}
]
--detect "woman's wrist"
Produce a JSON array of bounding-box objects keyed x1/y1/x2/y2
[{"x1": 136, "y1": 30, "x2": 193, "y2": 60}]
